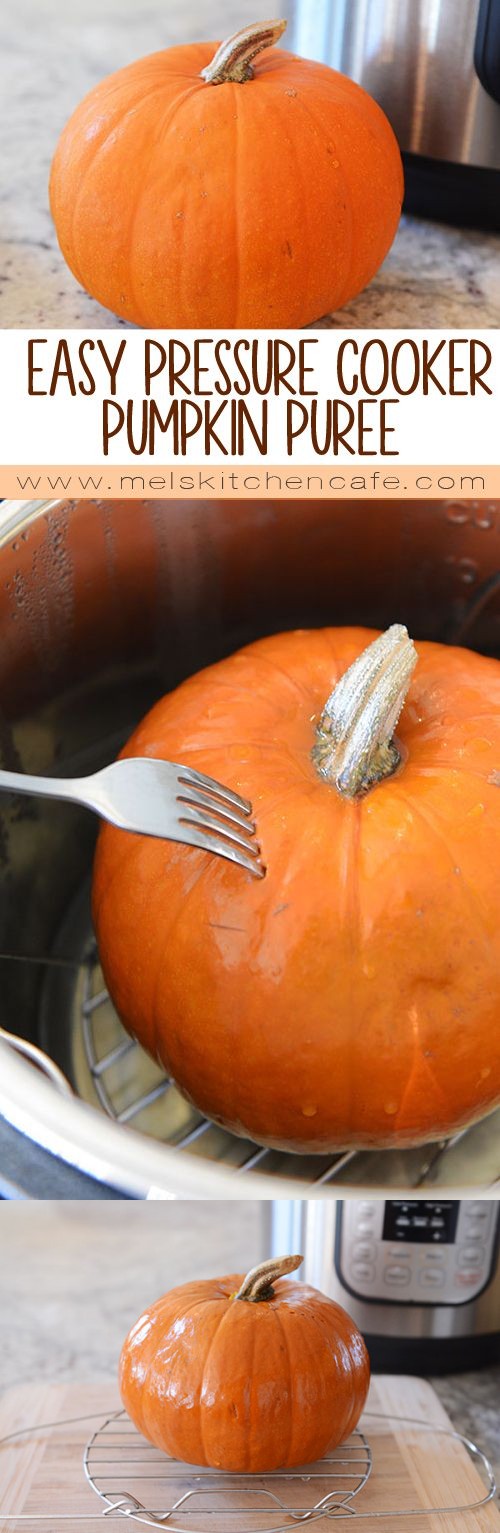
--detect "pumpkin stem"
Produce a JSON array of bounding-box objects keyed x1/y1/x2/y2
[
  {"x1": 233, "y1": 1254, "x2": 303, "y2": 1303},
  {"x1": 313, "y1": 624, "x2": 417, "y2": 800},
  {"x1": 201, "y1": 19, "x2": 287, "y2": 85}
]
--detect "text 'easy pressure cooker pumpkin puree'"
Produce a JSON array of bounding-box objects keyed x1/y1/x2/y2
[
  {"x1": 49, "y1": 19, "x2": 403, "y2": 328},
  {"x1": 92, "y1": 625, "x2": 500, "y2": 1154}
]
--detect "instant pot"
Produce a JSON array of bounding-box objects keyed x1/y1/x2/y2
[
  {"x1": 0, "y1": 495, "x2": 500, "y2": 1199},
  {"x1": 289, "y1": 0, "x2": 500, "y2": 227},
  {"x1": 270, "y1": 1199, "x2": 500, "y2": 1372}
]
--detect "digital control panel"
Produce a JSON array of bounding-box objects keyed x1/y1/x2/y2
[
  {"x1": 382, "y1": 1200, "x2": 459, "y2": 1245},
  {"x1": 335, "y1": 1201, "x2": 498, "y2": 1305}
]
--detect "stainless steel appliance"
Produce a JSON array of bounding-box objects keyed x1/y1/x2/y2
[
  {"x1": 289, "y1": 0, "x2": 500, "y2": 226},
  {"x1": 0, "y1": 495, "x2": 500, "y2": 1199},
  {"x1": 270, "y1": 1199, "x2": 500, "y2": 1372}
]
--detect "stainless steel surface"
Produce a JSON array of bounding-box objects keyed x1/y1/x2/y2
[
  {"x1": 0, "y1": 1406, "x2": 496, "y2": 1527},
  {"x1": 271, "y1": 1202, "x2": 500, "y2": 1342},
  {"x1": 0, "y1": 760, "x2": 261, "y2": 876},
  {"x1": 290, "y1": 0, "x2": 500, "y2": 171},
  {"x1": 0, "y1": 495, "x2": 500, "y2": 1198}
]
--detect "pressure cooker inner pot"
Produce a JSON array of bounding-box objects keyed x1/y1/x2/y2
[{"x1": 1, "y1": 496, "x2": 500, "y2": 1191}]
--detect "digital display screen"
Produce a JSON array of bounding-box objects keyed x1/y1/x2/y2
[{"x1": 383, "y1": 1201, "x2": 459, "y2": 1245}]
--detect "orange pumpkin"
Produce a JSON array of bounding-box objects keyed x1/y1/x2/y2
[
  {"x1": 49, "y1": 19, "x2": 403, "y2": 328},
  {"x1": 119, "y1": 1253, "x2": 370, "y2": 1471},
  {"x1": 92, "y1": 624, "x2": 500, "y2": 1152}
]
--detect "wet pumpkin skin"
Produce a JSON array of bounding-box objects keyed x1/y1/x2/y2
[
  {"x1": 92, "y1": 626, "x2": 500, "y2": 1152},
  {"x1": 119, "y1": 1270, "x2": 370, "y2": 1472},
  {"x1": 49, "y1": 32, "x2": 403, "y2": 328}
]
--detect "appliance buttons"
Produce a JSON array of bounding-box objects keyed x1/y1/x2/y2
[
  {"x1": 464, "y1": 1224, "x2": 488, "y2": 1244},
  {"x1": 358, "y1": 1203, "x2": 377, "y2": 1217},
  {"x1": 418, "y1": 1268, "x2": 445, "y2": 1287},
  {"x1": 355, "y1": 1221, "x2": 377, "y2": 1236},
  {"x1": 422, "y1": 1250, "x2": 445, "y2": 1261},
  {"x1": 455, "y1": 1271, "x2": 482, "y2": 1287},
  {"x1": 353, "y1": 1242, "x2": 375, "y2": 1262},
  {"x1": 464, "y1": 1203, "x2": 489, "y2": 1221},
  {"x1": 384, "y1": 1266, "x2": 411, "y2": 1285},
  {"x1": 458, "y1": 1246, "x2": 484, "y2": 1269},
  {"x1": 388, "y1": 1248, "x2": 412, "y2": 1259},
  {"x1": 351, "y1": 1263, "x2": 375, "y2": 1283}
]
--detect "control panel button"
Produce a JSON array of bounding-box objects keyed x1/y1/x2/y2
[
  {"x1": 353, "y1": 1242, "x2": 375, "y2": 1262},
  {"x1": 388, "y1": 1247, "x2": 412, "y2": 1259},
  {"x1": 384, "y1": 1266, "x2": 411, "y2": 1285},
  {"x1": 464, "y1": 1224, "x2": 488, "y2": 1244},
  {"x1": 351, "y1": 1263, "x2": 375, "y2": 1283},
  {"x1": 455, "y1": 1271, "x2": 482, "y2": 1288},
  {"x1": 458, "y1": 1246, "x2": 484, "y2": 1268},
  {"x1": 464, "y1": 1203, "x2": 490, "y2": 1221},
  {"x1": 419, "y1": 1268, "x2": 445, "y2": 1287},
  {"x1": 422, "y1": 1250, "x2": 445, "y2": 1261}
]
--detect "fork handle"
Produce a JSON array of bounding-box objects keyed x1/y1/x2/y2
[{"x1": 0, "y1": 768, "x2": 84, "y2": 807}]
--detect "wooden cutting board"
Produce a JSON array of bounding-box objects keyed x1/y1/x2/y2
[{"x1": 0, "y1": 1375, "x2": 498, "y2": 1533}]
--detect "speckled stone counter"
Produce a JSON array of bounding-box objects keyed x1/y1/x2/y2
[
  {"x1": 2, "y1": 0, "x2": 500, "y2": 328},
  {"x1": 0, "y1": 1204, "x2": 498, "y2": 1496},
  {"x1": 433, "y1": 1370, "x2": 500, "y2": 1499}
]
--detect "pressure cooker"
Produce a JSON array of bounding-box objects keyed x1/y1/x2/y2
[
  {"x1": 289, "y1": 0, "x2": 500, "y2": 227},
  {"x1": 270, "y1": 1199, "x2": 500, "y2": 1372},
  {"x1": 0, "y1": 495, "x2": 499, "y2": 1198}
]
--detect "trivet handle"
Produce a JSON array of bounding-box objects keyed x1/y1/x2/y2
[{"x1": 0, "y1": 1028, "x2": 73, "y2": 1097}]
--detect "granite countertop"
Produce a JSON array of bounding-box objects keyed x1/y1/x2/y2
[
  {"x1": 2, "y1": 0, "x2": 500, "y2": 329},
  {"x1": 0, "y1": 1203, "x2": 498, "y2": 1498}
]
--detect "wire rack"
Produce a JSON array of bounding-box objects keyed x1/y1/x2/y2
[
  {"x1": 76, "y1": 945, "x2": 500, "y2": 1190},
  {"x1": 1, "y1": 915, "x2": 499, "y2": 1190},
  {"x1": 0, "y1": 1407, "x2": 496, "y2": 1529},
  {"x1": 84, "y1": 1413, "x2": 373, "y2": 1529}
]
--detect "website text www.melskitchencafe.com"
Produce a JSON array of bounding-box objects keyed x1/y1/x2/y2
[{"x1": 5, "y1": 466, "x2": 498, "y2": 500}]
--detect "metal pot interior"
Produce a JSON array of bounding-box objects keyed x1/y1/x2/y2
[{"x1": 1, "y1": 496, "x2": 499, "y2": 1193}]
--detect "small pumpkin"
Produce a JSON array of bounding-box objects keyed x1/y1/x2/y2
[
  {"x1": 119, "y1": 1253, "x2": 370, "y2": 1471},
  {"x1": 49, "y1": 19, "x2": 403, "y2": 328},
  {"x1": 92, "y1": 624, "x2": 500, "y2": 1152}
]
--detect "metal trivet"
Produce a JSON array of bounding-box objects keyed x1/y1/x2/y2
[
  {"x1": 84, "y1": 1412, "x2": 372, "y2": 1529},
  {"x1": 2, "y1": 901, "x2": 499, "y2": 1189},
  {"x1": 77, "y1": 947, "x2": 500, "y2": 1189},
  {"x1": 0, "y1": 1408, "x2": 496, "y2": 1528}
]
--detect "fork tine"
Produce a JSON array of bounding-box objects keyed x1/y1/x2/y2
[
  {"x1": 180, "y1": 823, "x2": 265, "y2": 877},
  {"x1": 176, "y1": 764, "x2": 252, "y2": 816},
  {"x1": 177, "y1": 786, "x2": 258, "y2": 836},
  {"x1": 178, "y1": 805, "x2": 262, "y2": 858}
]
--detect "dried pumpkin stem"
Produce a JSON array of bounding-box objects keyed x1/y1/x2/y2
[
  {"x1": 201, "y1": 19, "x2": 287, "y2": 85},
  {"x1": 233, "y1": 1254, "x2": 303, "y2": 1303},
  {"x1": 313, "y1": 624, "x2": 418, "y2": 800}
]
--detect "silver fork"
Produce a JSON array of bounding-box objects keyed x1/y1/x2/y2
[{"x1": 0, "y1": 760, "x2": 263, "y2": 878}]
